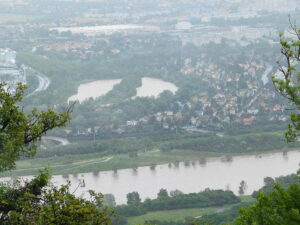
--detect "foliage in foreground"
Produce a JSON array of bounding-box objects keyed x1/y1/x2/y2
[
  {"x1": 0, "y1": 169, "x2": 115, "y2": 224},
  {"x1": 233, "y1": 183, "x2": 300, "y2": 225},
  {"x1": 0, "y1": 83, "x2": 71, "y2": 172},
  {"x1": 0, "y1": 83, "x2": 115, "y2": 224},
  {"x1": 272, "y1": 20, "x2": 300, "y2": 142},
  {"x1": 144, "y1": 184, "x2": 300, "y2": 225}
]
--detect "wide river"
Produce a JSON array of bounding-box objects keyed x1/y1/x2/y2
[{"x1": 46, "y1": 150, "x2": 300, "y2": 204}]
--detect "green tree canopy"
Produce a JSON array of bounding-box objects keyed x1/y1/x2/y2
[
  {"x1": 0, "y1": 170, "x2": 113, "y2": 224},
  {"x1": 0, "y1": 82, "x2": 72, "y2": 172},
  {"x1": 126, "y1": 192, "x2": 141, "y2": 205},
  {"x1": 234, "y1": 20, "x2": 300, "y2": 225},
  {"x1": 272, "y1": 19, "x2": 300, "y2": 142},
  {"x1": 234, "y1": 184, "x2": 300, "y2": 225},
  {"x1": 0, "y1": 83, "x2": 115, "y2": 224}
]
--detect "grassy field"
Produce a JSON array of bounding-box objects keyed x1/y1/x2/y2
[
  {"x1": 1, "y1": 146, "x2": 297, "y2": 178},
  {"x1": 126, "y1": 196, "x2": 255, "y2": 225},
  {"x1": 127, "y1": 207, "x2": 217, "y2": 225},
  {"x1": 1, "y1": 150, "x2": 222, "y2": 177}
]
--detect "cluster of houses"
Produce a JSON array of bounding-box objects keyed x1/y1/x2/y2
[{"x1": 119, "y1": 52, "x2": 289, "y2": 131}]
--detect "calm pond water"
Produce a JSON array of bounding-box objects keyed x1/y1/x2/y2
[
  {"x1": 68, "y1": 79, "x2": 122, "y2": 103},
  {"x1": 47, "y1": 150, "x2": 300, "y2": 204},
  {"x1": 135, "y1": 77, "x2": 178, "y2": 98}
]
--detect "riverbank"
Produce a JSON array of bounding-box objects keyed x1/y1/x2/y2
[{"x1": 1, "y1": 147, "x2": 298, "y2": 178}]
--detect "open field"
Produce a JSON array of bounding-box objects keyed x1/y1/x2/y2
[
  {"x1": 1, "y1": 146, "x2": 296, "y2": 178},
  {"x1": 127, "y1": 207, "x2": 217, "y2": 225},
  {"x1": 1, "y1": 150, "x2": 222, "y2": 177},
  {"x1": 126, "y1": 196, "x2": 255, "y2": 225}
]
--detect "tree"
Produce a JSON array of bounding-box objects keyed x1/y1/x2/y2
[
  {"x1": 0, "y1": 83, "x2": 72, "y2": 172},
  {"x1": 103, "y1": 194, "x2": 116, "y2": 207},
  {"x1": 0, "y1": 83, "x2": 115, "y2": 224},
  {"x1": 234, "y1": 21, "x2": 300, "y2": 225},
  {"x1": 234, "y1": 184, "x2": 300, "y2": 225},
  {"x1": 170, "y1": 189, "x2": 183, "y2": 197},
  {"x1": 157, "y1": 188, "x2": 169, "y2": 200},
  {"x1": 264, "y1": 176, "x2": 275, "y2": 187},
  {"x1": 126, "y1": 192, "x2": 141, "y2": 205},
  {"x1": 272, "y1": 19, "x2": 300, "y2": 142},
  {"x1": 238, "y1": 180, "x2": 246, "y2": 195},
  {"x1": 0, "y1": 170, "x2": 113, "y2": 224}
]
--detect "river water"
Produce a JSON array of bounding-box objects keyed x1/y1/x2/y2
[{"x1": 46, "y1": 150, "x2": 300, "y2": 204}]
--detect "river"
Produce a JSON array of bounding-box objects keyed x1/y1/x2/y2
[{"x1": 43, "y1": 150, "x2": 300, "y2": 205}]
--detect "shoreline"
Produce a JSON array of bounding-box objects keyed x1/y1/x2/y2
[{"x1": 1, "y1": 147, "x2": 298, "y2": 178}]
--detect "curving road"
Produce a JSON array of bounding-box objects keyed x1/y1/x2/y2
[
  {"x1": 33, "y1": 74, "x2": 50, "y2": 93},
  {"x1": 27, "y1": 74, "x2": 50, "y2": 97},
  {"x1": 22, "y1": 65, "x2": 51, "y2": 97},
  {"x1": 42, "y1": 136, "x2": 70, "y2": 146}
]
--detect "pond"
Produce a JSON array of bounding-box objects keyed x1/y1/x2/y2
[
  {"x1": 68, "y1": 79, "x2": 122, "y2": 103},
  {"x1": 135, "y1": 77, "x2": 178, "y2": 98}
]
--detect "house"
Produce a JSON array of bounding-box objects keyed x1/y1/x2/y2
[
  {"x1": 155, "y1": 115, "x2": 163, "y2": 122},
  {"x1": 190, "y1": 117, "x2": 197, "y2": 125},
  {"x1": 247, "y1": 108, "x2": 259, "y2": 115},
  {"x1": 162, "y1": 122, "x2": 169, "y2": 129},
  {"x1": 126, "y1": 120, "x2": 138, "y2": 126},
  {"x1": 175, "y1": 113, "x2": 184, "y2": 121},
  {"x1": 139, "y1": 116, "x2": 149, "y2": 123},
  {"x1": 243, "y1": 116, "x2": 256, "y2": 125},
  {"x1": 165, "y1": 111, "x2": 174, "y2": 117},
  {"x1": 273, "y1": 104, "x2": 282, "y2": 111}
]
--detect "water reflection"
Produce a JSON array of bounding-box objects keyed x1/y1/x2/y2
[
  {"x1": 184, "y1": 161, "x2": 191, "y2": 167},
  {"x1": 221, "y1": 155, "x2": 233, "y2": 163},
  {"x1": 62, "y1": 174, "x2": 69, "y2": 179},
  {"x1": 92, "y1": 171, "x2": 100, "y2": 177},
  {"x1": 132, "y1": 167, "x2": 138, "y2": 176},
  {"x1": 198, "y1": 158, "x2": 207, "y2": 166},
  {"x1": 173, "y1": 161, "x2": 180, "y2": 168},
  {"x1": 191, "y1": 161, "x2": 196, "y2": 167},
  {"x1": 112, "y1": 170, "x2": 118, "y2": 179}
]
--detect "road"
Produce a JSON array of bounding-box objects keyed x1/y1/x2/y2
[
  {"x1": 42, "y1": 136, "x2": 70, "y2": 146},
  {"x1": 11, "y1": 157, "x2": 114, "y2": 173},
  {"x1": 27, "y1": 74, "x2": 50, "y2": 96}
]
